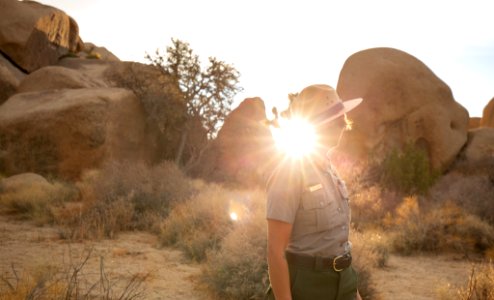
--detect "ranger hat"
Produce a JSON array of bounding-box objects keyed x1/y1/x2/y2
[{"x1": 282, "y1": 84, "x2": 362, "y2": 125}]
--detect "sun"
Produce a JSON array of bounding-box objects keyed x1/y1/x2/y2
[{"x1": 270, "y1": 118, "x2": 317, "y2": 158}]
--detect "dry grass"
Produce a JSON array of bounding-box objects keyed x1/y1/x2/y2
[
  {"x1": 0, "y1": 248, "x2": 149, "y2": 300},
  {"x1": 0, "y1": 180, "x2": 78, "y2": 225},
  {"x1": 350, "y1": 229, "x2": 389, "y2": 300},
  {"x1": 198, "y1": 189, "x2": 267, "y2": 300},
  {"x1": 56, "y1": 160, "x2": 196, "y2": 239},
  {"x1": 436, "y1": 260, "x2": 494, "y2": 300}
]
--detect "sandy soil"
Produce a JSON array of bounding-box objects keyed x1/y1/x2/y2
[
  {"x1": 371, "y1": 253, "x2": 473, "y2": 300},
  {"x1": 0, "y1": 215, "x2": 476, "y2": 300},
  {"x1": 0, "y1": 216, "x2": 202, "y2": 300}
]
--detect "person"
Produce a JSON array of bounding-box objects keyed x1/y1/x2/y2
[{"x1": 265, "y1": 84, "x2": 363, "y2": 300}]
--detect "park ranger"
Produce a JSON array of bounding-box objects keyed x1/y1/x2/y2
[{"x1": 266, "y1": 84, "x2": 363, "y2": 300}]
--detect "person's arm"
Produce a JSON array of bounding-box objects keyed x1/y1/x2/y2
[
  {"x1": 356, "y1": 289, "x2": 362, "y2": 300},
  {"x1": 267, "y1": 219, "x2": 293, "y2": 300}
]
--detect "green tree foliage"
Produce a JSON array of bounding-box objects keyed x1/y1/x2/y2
[
  {"x1": 146, "y1": 38, "x2": 243, "y2": 139},
  {"x1": 381, "y1": 142, "x2": 439, "y2": 194}
]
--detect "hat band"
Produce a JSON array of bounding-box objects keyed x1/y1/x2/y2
[{"x1": 311, "y1": 101, "x2": 345, "y2": 124}]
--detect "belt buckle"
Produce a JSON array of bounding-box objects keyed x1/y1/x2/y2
[{"x1": 332, "y1": 254, "x2": 344, "y2": 272}]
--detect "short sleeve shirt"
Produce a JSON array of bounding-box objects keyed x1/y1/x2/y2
[{"x1": 266, "y1": 157, "x2": 351, "y2": 257}]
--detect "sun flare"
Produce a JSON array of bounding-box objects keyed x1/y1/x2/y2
[{"x1": 270, "y1": 118, "x2": 317, "y2": 158}]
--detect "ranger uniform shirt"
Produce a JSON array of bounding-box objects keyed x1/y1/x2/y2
[{"x1": 266, "y1": 156, "x2": 351, "y2": 257}]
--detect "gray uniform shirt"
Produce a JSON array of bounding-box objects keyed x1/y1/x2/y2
[{"x1": 266, "y1": 157, "x2": 351, "y2": 257}]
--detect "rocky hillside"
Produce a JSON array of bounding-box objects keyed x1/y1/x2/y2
[{"x1": 0, "y1": 0, "x2": 493, "y2": 189}]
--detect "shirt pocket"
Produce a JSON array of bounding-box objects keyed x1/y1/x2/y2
[{"x1": 293, "y1": 184, "x2": 339, "y2": 235}]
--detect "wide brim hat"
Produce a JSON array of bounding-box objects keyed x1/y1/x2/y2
[{"x1": 281, "y1": 84, "x2": 362, "y2": 125}]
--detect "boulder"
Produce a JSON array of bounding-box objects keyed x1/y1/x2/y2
[
  {"x1": 17, "y1": 65, "x2": 106, "y2": 93},
  {"x1": 188, "y1": 97, "x2": 275, "y2": 186},
  {"x1": 469, "y1": 117, "x2": 481, "y2": 129},
  {"x1": 80, "y1": 42, "x2": 120, "y2": 61},
  {"x1": 0, "y1": 0, "x2": 83, "y2": 72},
  {"x1": 0, "y1": 88, "x2": 155, "y2": 179},
  {"x1": 337, "y1": 47, "x2": 469, "y2": 171},
  {"x1": 58, "y1": 57, "x2": 113, "y2": 83},
  {"x1": 0, "y1": 173, "x2": 52, "y2": 195},
  {"x1": 56, "y1": 59, "x2": 191, "y2": 162},
  {"x1": 462, "y1": 128, "x2": 494, "y2": 163},
  {"x1": 480, "y1": 97, "x2": 494, "y2": 127},
  {"x1": 0, "y1": 53, "x2": 26, "y2": 105}
]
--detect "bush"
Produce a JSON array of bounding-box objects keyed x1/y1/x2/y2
[
  {"x1": 350, "y1": 184, "x2": 403, "y2": 230},
  {"x1": 350, "y1": 229, "x2": 388, "y2": 300},
  {"x1": 430, "y1": 171, "x2": 494, "y2": 224},
  {"x1": 388, "y1": 197, "x2": 494, "y2": 255},
  {"x1": 57, "y1": 161, "x2": 196, "y2": 239},
  {"x1": 381, "y1": 143, "x2": 439, "y2": 194},
  {"x1": 200, "y1": 189, "x2": 268, "y2": 300},
  {"x1": 160, "y1": 184, "x2": 244, "y2": 261}
]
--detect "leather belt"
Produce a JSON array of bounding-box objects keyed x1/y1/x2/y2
[{"x1": 285, "y1": 251, "x2": 352, "y2": 272}]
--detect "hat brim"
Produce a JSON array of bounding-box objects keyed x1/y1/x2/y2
[
  {"x1": 279, "y1": 97, "x2": 363, "y2": 123},
  {"x1": 342, "y1": 97, "x2": 363, "y2": 114},
  {"x1": 313, "y1": 97, "x2": 363, "y2": 125}
]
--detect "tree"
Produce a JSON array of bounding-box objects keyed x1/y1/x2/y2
[{"x1": 146, "y1": 39, "x2": 243, "y2": 164}]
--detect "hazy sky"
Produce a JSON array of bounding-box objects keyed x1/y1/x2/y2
[{"x1": 39, "y1": 0, "x2": 493, "y2": 117}]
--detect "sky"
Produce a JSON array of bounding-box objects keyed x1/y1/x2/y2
[{"x1": 39, "y1": 0, "x2": 494, "y2": 118}]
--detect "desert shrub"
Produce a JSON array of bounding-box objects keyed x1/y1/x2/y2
[
  {"x1": 350, "y1": 229, "x2": 388, "y2": 300},
  {"x1": 350, "y1": 184, "x2": 403, "y2": 229},
  {"x1": 159, "y1": 183, "x2": 249, "y2": 261},
  {"x1": 200, "y1": 189, "x2": 268, "y2": 300},
  {"x1": 436, "y1": 260, "x2": 494, "y2": 300},
  {"x1": 0, "y1": 248, "x2": 148, "y2": 299},
  {"x1": 0, "y1": 180, "x2": 78, "y2": 225},
  {"x1": 389, "y1": 197, "x2": 494, "y2": 255},
  {"x1": 57, "y1": 160, "x2": 196, "y2": 239},
  {"x1": 430, "y1": 171, "x2": 494, "y2": 224},
  {"x1": 381, "y1": 143, "x2": 439, "y2": 194}
]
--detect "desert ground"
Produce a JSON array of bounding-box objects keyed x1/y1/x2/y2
[{"x1": 0, "y1": 215, "x2": 474, "y2": 300}]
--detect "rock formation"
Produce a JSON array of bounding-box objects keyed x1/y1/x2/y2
[
  {"x1": 469, "y1": 117, "x2": 481, "y2": 129},
  {"x1": 337, "y1": 47, "x2": 469, "y2": 171},
  {"x1": 0, "y1": 0, "x2": 83, "y2": 72},
  {"x1": 188, "y1": 98, "x2": 276, "y2": 187},
  {"x1": 480, "y1": 97, "x2": 494, "y2": 127}
]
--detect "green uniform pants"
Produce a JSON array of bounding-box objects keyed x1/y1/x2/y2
[{"x1": 265, "y1": 263, "x2": 358, "y2": 300}]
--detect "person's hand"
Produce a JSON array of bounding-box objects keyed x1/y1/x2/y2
[{"x1": 356, "y1": 289, "x2": 363, "y2": 300}]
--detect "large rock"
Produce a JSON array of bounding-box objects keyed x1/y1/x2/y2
[
  {"x1": 0, "y1": 0, "x2": 83, "y2": 72},
  {"x1": 17, "y1": 65, "x2": 106, "y2": 93},
  {"x1": 188, "y1": 98, "x2": 275, "y2": 186},
  {"x1": 337, "y1": 47, "x2": 469, "y2": 171},
  {"x1": 0, "y1": 88, "x2": 155, "y2": 179},
  {"x1": 480, "y1": 97, "x2": 494, "y2": 127}
]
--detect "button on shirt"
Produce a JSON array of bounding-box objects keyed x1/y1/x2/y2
[{"x1": 266, "y1": 157, "x2": 351, "y2": 257}]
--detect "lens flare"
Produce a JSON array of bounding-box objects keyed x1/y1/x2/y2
[
  {"x1": 271, "y1": 118, "x2": 317, "y2": 158},
  {"x1": 229, "y1": 212, "x2": 239, "y2": 221}
]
